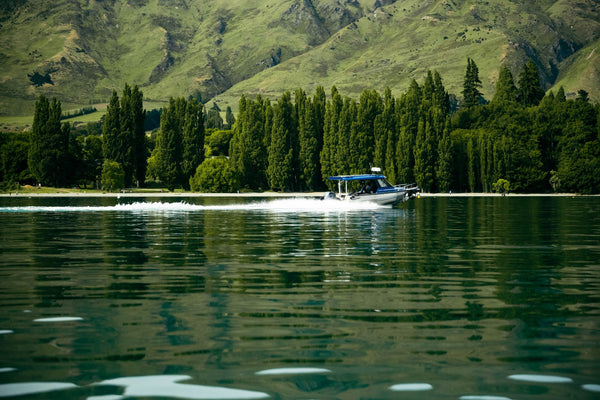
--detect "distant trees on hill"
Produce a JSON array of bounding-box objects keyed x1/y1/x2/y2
[{"x1": 2, "y1": 58, "x2": 599, "y2": 194}]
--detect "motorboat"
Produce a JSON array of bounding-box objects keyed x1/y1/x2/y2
[{"x1": 323, "y1": 168, "x2": 420, "y2": 206}]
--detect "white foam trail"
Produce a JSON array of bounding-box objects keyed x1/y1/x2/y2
[
  {"x1": 389, "y1": 383, "x2": 433, "y2": 391},
  {"x1": 508, "y1": 374, "x2": 573, "y2": 383},
  {"x1": 583, "y1": 384, "x2": 600, "y2": 392},
  {"x1": 0, "y1": 368, "x2": 16, "y2": 373},
  {"x1": 95, "y1": 375, "x2": 269, "y2": 399},
  {"x1": 460, "y1": 396, "x2": 512, "y2": 400},
  {"x1": 0, "y1": 199, "x2": 388, "y2": 213},
  {"x1": 34, "y1": 317, "x2": 83, "y2": 322},
  {"x1": 0, "y1": 382, "x2": 78, "y2": 397},
  {"x1": 0, "y1": 330, "x2": 13, "y2": 335},
  {"x1": 255, "y1": 367, "x2": 331, "y2": 375}
]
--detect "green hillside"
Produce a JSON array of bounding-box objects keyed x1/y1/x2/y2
[{"x1": 1, "y1": 0, "x2": 599, "y2": 118}]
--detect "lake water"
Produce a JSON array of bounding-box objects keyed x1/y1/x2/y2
[{"x1": 0, "y1": 195, "x2": 598, "y2": 400}]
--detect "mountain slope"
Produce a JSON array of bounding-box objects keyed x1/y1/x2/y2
[
  {"x1": 214, "y1": 0, "x2": 600, "y2": 110},
  {"x1": 0, "y1": 0, "x2": 598, "y2": 117}
]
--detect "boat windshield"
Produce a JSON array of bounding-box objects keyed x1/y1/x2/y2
[{"x1": 376, "y1": 178, "x2": 393, "y2": 188}]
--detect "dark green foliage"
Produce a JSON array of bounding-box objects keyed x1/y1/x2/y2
[
  {"x1": 414, "y1": 117, "x2": 436, "y2": 191},
  {"x1": 28, "y1": 95, "x2": 70, "y2": 187},
  {"x1": 102, "y1": 90, "x2": 121, "y2": 164},
  {"x1": 436, "y1": 118, "x2": 453, "y2": 192},
  {"x1": 297, "y1": 89, "x2": 322, "y2": 191},
  {"x1": 462, "y1": 58, "x2": 483, "y2": 108},
  {"x1": 190, "y1": 157, "x2": 239, "y2": 193},
  {"x1": 144, "y1": 109, "x2": 162, "y2": 131},
  {"x1": 267, "y1": 91, "x2": 298, "y2": 191},
  {"x1": 395, "y1": 80, "x2": 421, "y2": 183},
  {"x1": 151, "y1": 96, "x2": 204, "y2": 191},
  {"x1": 206, "y1": 129, "x2": 233, "y2": 157},
  {"x1": 78, "y1": 134, "x2": 103, "y2": 189},
  {"x1": 102, "y1": 84, "x2": 146, "y2": 187},
  {"x1": 154, "y1": 97, "x2": 184, "y2": 191},
  {"x1": 0, "y1": 132, "x2": 30, "y2": 186},
  {"x1": 131, "y1": 85, "x2": 147, "y2": 187},
  {"x1": 206, "y1": 103, "x2": 223, "y2": 130},
  {"x1": 320, "y1": 86, "x2": 343, "y2": 186},
  {"x1": 28, "y1": 71, "x2": 53, "y2": 87},
  {"x1": 555, "y1": 99, "x2": 600, "y2": 194},
  {"x1": 101, "y1": 159, "x2": 124, "y2": 192},
  {"x1": 492, "y1": 65, "x2": 518, "y2": 106},
  {"x1": 119, "y1": 84, "x2": 135, "y2": 186},
  {"x1": 229, "y1": 95, "x2": 269, "y2": 190},
  {"x1": 353, "y1": 89, "x2": 382, "y2": 173},
  {"x1": 181, "y1": 100, "x2": 205, "y2": 190},
  {"x1": 375, "y1": 87, "x2": 397, "y2": 183},
  {"x1": 337, "y1": 96, "x2": 357, "y2": 175},
  {"x1": 225, "y1": 106, "x2": 236, "y2": 129},
  {"x1": 518, "y1": 59, "x2": 545, "y2": 107}
]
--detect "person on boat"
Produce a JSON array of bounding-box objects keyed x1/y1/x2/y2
[
  {"x1": 359, "y1": 180, "x2": 367, "y2": 193},
  {"x1": 365, "y1": 180, "x2": 377, "y2": 193}
]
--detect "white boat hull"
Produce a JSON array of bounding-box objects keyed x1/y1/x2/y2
[
  {"x1": 323, "y1": 190, "x2": 408, "y2": 206},
  {"x1": 346, "y1": 191, "x2": 408, "y2": 206}
]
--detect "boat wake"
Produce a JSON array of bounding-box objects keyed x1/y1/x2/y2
[{"x1": 0, "y1": 198, "x2": 388, "y2": 213}]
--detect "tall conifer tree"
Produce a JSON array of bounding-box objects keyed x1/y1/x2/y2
[
  {"x1": 229, "y1": 95, "x2": 269, "y2": 190},
  {"x1": 119, "y1": 84, "x2": 135, "y2": 186},
  {"x1": 131, "y1": 85, "x2": 146, "y2": 187},
  {"x1": 102, "y1": 90, "x2": 121, "y2": 163},
  {"x1": 462, "y1": 57, "x2": 483, "y2": 108},
  {"x1": 321, "y1": 86, "x2": 342, "y2": 183},
  {"x1": 413, "y1": 114, "x2": 436, "y2": 191},
  {"x1": 354, "y1": 89, "x2": 382, "y2": 173},
  {"x1": 29, "y1": 95, "x2": 69, "y2": 187},
  {"x1": 338, "y1": 96, "x2": 356, "y2": 174},
  {"x1": 298, "y1": 96, "x2": 320, "y2": 191},
  {"x1": 267, "y1": 92, "x2": 297, "y2": 191},
  {"x1": 436, "y1": 117, "x2": 453, "y2": 192},
  {"x1": 182, "y1": 100, "x2": 205, "y2": 190},
  {"x1": 492, "y1": 65, "x2": 518, "y2": 105},
  {"x1": 395, "y1": 80, "x2": 421, "y2": 183},
  {"x1": 156, "y1": 97, "x2": 184, "y2": 191},
  {"x1": 518, "y1": 59, "x2": 545, "y2": 107}
]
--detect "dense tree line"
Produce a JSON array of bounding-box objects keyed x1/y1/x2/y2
[
  {"x1": 2, "y1": 59, "x2": 599, "y2": 193},
  {"x1": 196, "y1": 59, "x2": 598, "y2": 194}
]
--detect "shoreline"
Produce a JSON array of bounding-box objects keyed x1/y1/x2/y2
[{"x1": 0, "y1": 191, "x2": 592, "y2": 198}]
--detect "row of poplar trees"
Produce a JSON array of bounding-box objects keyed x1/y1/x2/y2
[
  {"x1": 221, "y1": 58, "x2": 599, "y2": 193},
  {"x1": 22, "y1": 58, "x2": 599, "y2": 193},
  {"x1": 226, "y1": 74, "x2": 451, "y2": 193}
]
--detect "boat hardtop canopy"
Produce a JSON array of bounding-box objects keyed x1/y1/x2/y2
[{"x1": 328, "y1": 174, "x2": 386, "y2": 181}]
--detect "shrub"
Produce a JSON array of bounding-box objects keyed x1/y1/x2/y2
[
  {"x1": 190, "y1": 157, "x2": 239, "y2": 193},
  {"x1": 101, "y1": 160, "x2": 125, "y2": 192}
]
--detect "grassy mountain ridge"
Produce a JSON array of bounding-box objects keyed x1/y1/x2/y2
[{"x1": 0, "y1": 0, "x2": 598, "y2": 118}]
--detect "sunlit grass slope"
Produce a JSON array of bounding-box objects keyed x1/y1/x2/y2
[{"x1": 0, "y1": 0, "x2": 598, "y2": 120}]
